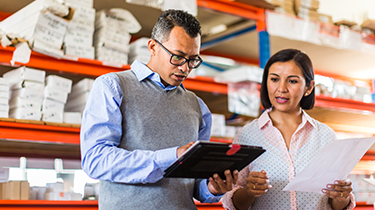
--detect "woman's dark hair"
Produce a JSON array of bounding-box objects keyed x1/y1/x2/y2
[
  {"x1": 260, "y1": 48, "x2": 315, "y2": 110},
  {"x1": 151, "y1": 9, "x2": 202, "y2": 42}
]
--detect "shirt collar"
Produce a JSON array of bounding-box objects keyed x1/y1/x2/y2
[
  {"x1": 257, "y1": 108, "x2": 317, "y2": 130},
  {"x1": 130, "y1": 60, "x2": 186, "y2": 91}
]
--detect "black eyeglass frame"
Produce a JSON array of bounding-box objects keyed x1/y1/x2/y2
[{"x1": 153, "y1": 39, "x2": 203, "y2": 69}]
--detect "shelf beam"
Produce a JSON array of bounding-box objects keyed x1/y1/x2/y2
[
  {"x1": 315, "y1": 95, "x2": 375, "y2": 113},
  {"x1": 0, "y1": 121, "x2": 80, "y2": 144},
  {"x1": 184, "y1": 76, "x2": 227, "y2": 94},
  {"x1": 197, "y1": 0, "x2": 264, "y2": 21},
  {"x1": 0, "y1": 46, "x2": 129, "y2": 77}
]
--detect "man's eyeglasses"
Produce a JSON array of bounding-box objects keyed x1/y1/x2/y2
[{"x1": 153, "y1": 39, "x2": 203, "y2": 69}]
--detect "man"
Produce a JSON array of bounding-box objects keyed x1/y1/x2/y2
[{"x1": 80, "y1": 9, "x2": 238, "y2": 209}]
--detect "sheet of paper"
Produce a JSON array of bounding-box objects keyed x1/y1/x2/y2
[{"x1": 283, "y1": 138, "x2": 375, "y2": 193}]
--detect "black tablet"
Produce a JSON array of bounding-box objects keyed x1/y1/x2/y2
[{"x1": 164, "y1": 141, "x2": 266, "y2": 179}]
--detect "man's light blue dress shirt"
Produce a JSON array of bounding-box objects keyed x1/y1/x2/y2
[{"x1": 80, "y1": 60, "x2": 222, "y2": 203}]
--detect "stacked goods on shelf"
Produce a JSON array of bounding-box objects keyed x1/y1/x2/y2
[
  {"x1": 43, "y1": 182, "x2": 82, "y2": 200},
  {"x1": 294, "y1": 0, "x2": 333, "y2": 24},
  {"x1": 128, "y1": 37, "x2": 151, "y2": 64},
  {"x1": 294, "y1": 0, "x2": 319, "y2": 21},
  {"x1": 0, "y1": 0, "x2": 75, "y2": 58},
  {"x1": 267, "y1": 0, "x2": 295, "y2": 16},
  {"x1": 0, "y1": 78, "x2": 9, "y2": 118},
  {"x1": 65, "y1": 78, "x2": 94, "y2": 121},
  {"x1": 94, "y1": 8, "x2": 141, "y2": 66},
  {"x1": 0, "y1": 181, "x2": 30, "y2": 200},
  {"x1": 4, "y1": 67, "x2": 46, "y2": 121},
  {"x1": 63, "y1": 0, "x2": 95, "y2": 60},
  {"x1": 43, "y1": 75, "x2": 72, "y2": 123}
]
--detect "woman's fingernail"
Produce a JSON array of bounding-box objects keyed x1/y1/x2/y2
[
  {"x1": 327, "y1": 185, "x2": 332, "y2": 188},
  {"x1": 322, "y1": 189, "x2": 326, "y2": 194},
  {"x1": 335, "y1": 181, "x2": 338, "y2": 184}
]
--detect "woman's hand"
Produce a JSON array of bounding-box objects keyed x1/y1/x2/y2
[
  {"x1": 207, "y1": 169, "x2": 239, "y2": 195},
  {"x1": 322, "y1": 179, "x2": 352, "y2": 210},
  {"x1": 245, "y1": 170, "x2": 272, "y2": 198}
]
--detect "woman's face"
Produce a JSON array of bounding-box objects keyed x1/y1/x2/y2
[{"x1": 267, "y1": 60, "x2": 314, "y2": 114}]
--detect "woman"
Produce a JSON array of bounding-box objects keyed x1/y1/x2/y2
[{"x1": 222, "y1": 49, "x2": 354, "y2": 210}]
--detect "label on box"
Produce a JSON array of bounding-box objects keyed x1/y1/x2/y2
[
  {"x1": 9, "y1": 108, "x2": 42, "y2": 120},
  {"x1": 34, "y1": 24, "x2": 65, "y2": 48},
  {"x1": 11, "y1": 88, "x2": 44, "y2": 103},
  {"x1": 64, "y1": 29, "x2": 93, "y2": 47},
  {"x1": 42, "y1": 111, "x2": 63, "y2": 123},
  {"x1": 42, "y1": 98, "x2": 65, "y2": 112},
  {"x1": 9, "y1": 97, "x2": 42, "y2": 110},
  {"x1": 64, "y1": 45, "x2": 95, "y2": 60},
  {"x1": 37, "y1": 11, "x2": 68, "y2": 34},
  {"x1": 46, "y1": 75, "x2": 72, "y2": 93},
  {"x1": 44, "y1": 87, "x2": 69, "y2": 103}
]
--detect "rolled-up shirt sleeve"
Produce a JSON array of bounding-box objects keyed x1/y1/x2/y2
[{"x1": 80, "y1": 73, "x2": 177, "y2": 184}]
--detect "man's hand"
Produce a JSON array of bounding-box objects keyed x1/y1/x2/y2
[
  {"x1": 177, "y1": 142, "x2": 195, "y2": 158},
  {"x1": 207, "y1": 169, "x2": 239, "y2": 195}
]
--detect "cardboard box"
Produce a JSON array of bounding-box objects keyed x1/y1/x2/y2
[
  {"x1": 42, "y1": 98, "x2": 65, "y2": 112},
  {"x1": 361, "y1": 19, "x2": 375, "y2": 31},
  {"x1": 3, "y1": 67, "x2": 46, "y2": 84},
  {"x1": 9, "y1": 97, "x2": 42, "y2": 110},
  {"x1": 20, "y1": 181, "x2": 30, "y2": 200},
  {"x1": 42, "y1": 111, "x2": 63, "y2": 123},
  {"x1": 214, "y1": 65, "x2": 263, "y2": 83},
  {"x1": 63, "y1": 112, "x2": 82, "y2": 124},
  {"x1": 211, "y1": 113, "x2": 226, "y2": 137},
  {"x1": 10, "y1": 80, "x2": 45, "y2": 92},
  {"x1": 45, "y1": 75, "x2": 72, "y2": 93},
  {"x1": 44, "y1": 86, "x2": 69, "y2": 103},
  {"x1": 46, "y1": 182, "x2": 64, "y2": 192},
  {"x1": 95, "y1": 9, "x2": 141, "y2": 34},
  {"x1": 9, "y1": 108, "x2": 42, "y2": 120},
  {"x1": 11, "y1": 88, "x2": 44, "y2": 103},
  {"x1": 0, "y1": 98, "x2": 8, "y2": 105},
  {"x1": 70, "y1": 5, "x2": 95, "y2": 22}
]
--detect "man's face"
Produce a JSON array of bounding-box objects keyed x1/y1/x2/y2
[{"x1": 148, "y1": 26, "x2": 201, "y2": 87}]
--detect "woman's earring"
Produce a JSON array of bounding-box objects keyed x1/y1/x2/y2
[{"x1": 305, "y1": 93, "x2": 308, "y2": 96}]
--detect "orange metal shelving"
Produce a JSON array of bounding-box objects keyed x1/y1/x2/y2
[
  {"x1": 0, "y1": 200, "x2": 225, "y2": 210},
  {"x1": 0, "y1": 121, "x2": 80, "y2": 144}
]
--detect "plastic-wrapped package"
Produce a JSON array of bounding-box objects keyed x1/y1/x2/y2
[{"x1": 339, "y1": 25, "x2": 362, "y2": 51}]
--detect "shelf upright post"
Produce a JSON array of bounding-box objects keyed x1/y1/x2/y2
[{"x1": 256, "y1": 9, "x2": 270, "y2": 69}]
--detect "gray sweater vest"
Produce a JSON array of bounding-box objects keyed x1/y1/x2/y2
[{"x1": 99, "y1": 70, "x2": 203, "y2": 210}]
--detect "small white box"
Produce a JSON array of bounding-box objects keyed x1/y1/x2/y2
[
  {"x1": 45, "y1": 75, "x2": 72, "y2": 93},
  {"x1": 211, "y1": 113, "x2": 226, "y2": 137},
  {"x1": 42, "y1": 111, "x2": 63, "y2": 123},
  {"x1": 33, "y1": 23, "x2": 65, "y2": 48},
  {"x1": 0, "y1": 85, "x2": 9, "y2": 92},
  {"x1": 64, "y1": 45, "x2": 95, "y2": 60},
  {"x1": 0, "y1": 91, "x2": 10, "y2": 100},
  {"x1": 11, "y1": 88, "x2": 44, "y2": 103},
  {"x1": 0, "y1": 78, "x2": 9, "y2": 84},
  {"x1": 129, "y1": 37, "x2": 149, "y2": 51},
  {"x1": 64, "y1": 29, "x2": 93, "y2": 47},
  {"x1": 65, "y1": 92, "x2": 90, "y2": 109},
  {"x1": 44, "y1": 87, "x2": 69, "y2": 103},
  {"x1": 46, "y1": 182, "x2": 64, "y2": 192},
  {"x1": 0, "y1": 104, "x2": 9, "y2": 112},
  {"x1": 42, "y1": 98, "x2": 65, "y2": 112},
  {"x1": 0, "y1": 98, "x2": 8, "y2": 105},
  {"x1": 32, "y1": 39, "x2": 65, "y2": 59},
  {"x1": 63, "y1": 112, "x2": 82, "y2": 124},
  {"x1": 3, "y1": 67, "x2": 46, "y2": 84},
  {"x1": 67, "y1": 20, "x2": 95, "y2": 34},
  {"x1": 69, "y1": 78, "x2": 94, "y2": 99},
  {"x1": 70, "y1": 5, "x2": 95, "y2": 22},
  {"x1": 0, "y1": 111, "x2": 9, "y2": 118},
  {"x1": 71, "y1": 192, "x2": 83, "y2": 201},
  {"x1": 65, "y1": 0, "x2": 93, "y2": 8},
  {"x1": 10, "y1": 80, "x2": 45, "y2": 91},
  {"x1": 44, "y1": 191, "x2": 71, "y2": 200},
  {"x1": 215, "y1": 65, "x2": 263, "y2": 83},
  {"x1": 9, "y1": 108, "x2": 42, "y2": 120},
  {"x1": 225, "y1": 126, "x2": 237, "y2": 138},
  {"x1": 9, "y1": 97, "x2": 42, "y2": 110}
]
